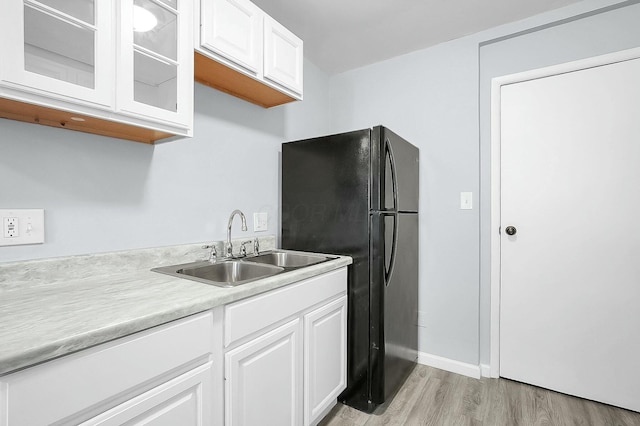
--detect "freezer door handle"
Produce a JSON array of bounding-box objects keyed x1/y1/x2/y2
[
  {"x1": 385, "y1": 213, "x2": 398, "y2": 286},
  {"x1": 385, "y1": 138, "x2": 399, "y2": 212}
]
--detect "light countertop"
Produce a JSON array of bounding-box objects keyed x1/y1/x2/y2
[{"x1": 0, "y1": 240, "x2": 351, "y2": 376}]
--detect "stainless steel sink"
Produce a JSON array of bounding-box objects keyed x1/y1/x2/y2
[
  {"x1": 245, "y1": 251, "x2": 334, "y2": 268},
  {"x1": 152, "y1": 250, "x2": 335, "y2": 288},
  {"x1": 152, "y1": 260, "x2": 283, "y2": 288}
]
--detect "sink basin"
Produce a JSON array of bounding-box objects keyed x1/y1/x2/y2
[
  {"x1": 152, "y1": 250, "x2": 335, "y2": 288},
  {"x1": 152, "y1": 260, "x2": 283, "y2": 288},
  {"x1": 244, "y1": 251, "x2": 334, "y2": 268}
]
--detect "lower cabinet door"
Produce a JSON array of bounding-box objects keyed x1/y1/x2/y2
[
  {"x1": 225, "y1": 318, "x2": 302, "y2": 426},
  {"x1": 304, "y1": 296, "x2": 348, "y2": 426},
  {"x1": 81, "y1": 362, "x2": 213, "y2": 426}
]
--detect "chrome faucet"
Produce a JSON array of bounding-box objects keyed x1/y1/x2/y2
[{"x1": 226, "y1": 209, "x2": 247, "y2": 258}]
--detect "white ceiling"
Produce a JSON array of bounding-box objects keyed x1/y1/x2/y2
[{"x1": 251, "y1": 0, "x2": 585, "y2": 74}]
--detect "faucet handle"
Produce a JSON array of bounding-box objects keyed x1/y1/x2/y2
[
  {"x1": 239, "y1": 240, "x2": 252, "y2": 257},
  {"x1": 202, "y1": 244, "x2": 217, "y2": 263},
  {"x1": 253, "y1": 238, "x2": 260, "y2": 255}
]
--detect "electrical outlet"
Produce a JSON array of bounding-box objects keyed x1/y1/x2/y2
[
  {"x1": 254, "y1": 212, "x2": 268, "y2": 232},
  {"x1": 4, "y1": 217, "x2": 18, "y2": 238},
  {"x1": 0, "y1": 209, "x2": 45, "y2": 246}
]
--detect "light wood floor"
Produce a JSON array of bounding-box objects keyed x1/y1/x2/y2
[{"x1": 319, "y1": 364, "x2": 640, "y2": 426}]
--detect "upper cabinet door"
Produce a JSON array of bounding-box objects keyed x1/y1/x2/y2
[
  {"x1": 117, "y1": 0, "x2": 193, "y2": 128},
  {"x1": 201, "y1": 0, "x2": 263, "y2": 75},
  {"x1": 263, "y1": 16, "x2": 303, "y2": 95},
  {"x1": 0, "y1": 0, "x2": 113, "y2": 108}
]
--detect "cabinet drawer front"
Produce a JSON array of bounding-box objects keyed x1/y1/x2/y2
[
  {"x1": 1, "y1": 311, "x2": 213, "y2": 426},
  {"x1": 81, "y1": 362, "x2": 213, "y2": 426},
  {"x1": 224, "y1": 268, "x2": 347, "y2": 348}
]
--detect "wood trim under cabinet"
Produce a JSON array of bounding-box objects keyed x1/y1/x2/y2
[
  {"x1": 0, "y1": 98, "x2": 174, "y2": 144},
  {"x1": 194, "y1": 52, "x2": 296, "y2": 108}
]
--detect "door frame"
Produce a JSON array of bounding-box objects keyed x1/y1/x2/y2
[{"x1": 488, "y1": 46, "x2": 640, "y2": 378}]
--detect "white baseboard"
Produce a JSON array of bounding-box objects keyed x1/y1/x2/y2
[
  {"x1": 417, "y1": 352, "x2": 481, "y2": 379},
  {"x1": 480, "y1": 364, "x2": 492, "y2": 378}
]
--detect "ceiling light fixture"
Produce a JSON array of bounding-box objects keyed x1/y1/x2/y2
[{"x1": 133, "y1": 5, "x2": 157, "y2": 32}]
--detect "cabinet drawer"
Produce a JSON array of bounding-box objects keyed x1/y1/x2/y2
[
  {"x1": 224, "y1": 268, "x2": 347, "y2": 348},
  {"x1": 81, "y1": 362, "x2": 213, "y2": 426},
  {"x1": 1, "y1": 311, "x2": 213, "y2": 426}
]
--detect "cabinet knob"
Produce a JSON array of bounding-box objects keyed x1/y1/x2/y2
[{"x1": 505, "y1": 226, "x2": 517, "y2": 236}]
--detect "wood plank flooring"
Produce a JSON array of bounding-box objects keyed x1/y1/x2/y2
[{"x1": 319, "y1": 365, "x2": 640, "y2": 426}]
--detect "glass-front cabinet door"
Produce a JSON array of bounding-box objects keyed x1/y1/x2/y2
[
  {"x1": 0, "y1": 0, "x2": 113, "y2": 107},
  {"x1": 117, "y1": 0, "x2": 192, "y2": 128}
]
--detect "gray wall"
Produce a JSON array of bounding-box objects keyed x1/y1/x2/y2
[
  {"x1": 0, "y1": 59, "x2": 331, "y2": 262},
  {"x1": 327, "y1": 0, "x2": 640, "y2": 365},
  {"x1": 329, "y1": 39, "x2": 481, "y2": 363}
]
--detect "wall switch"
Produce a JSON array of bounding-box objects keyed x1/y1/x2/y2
[
  {"x1": 460, "y1": 192, "x2": 473, "y2": 210},
  {"x1": 0, "y1": 209, "x2": 45, "y2": 246},
  {"x1": 254, "y1": 212, "x2": 268, "y2": 232}
]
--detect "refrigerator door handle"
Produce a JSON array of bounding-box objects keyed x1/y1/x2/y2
[
  {"x1": 385, "y1": 213, "x2": 398, "y2": 286},
  {"x1": 385, "y1": 138, "x2": 399, "y2": 212}
]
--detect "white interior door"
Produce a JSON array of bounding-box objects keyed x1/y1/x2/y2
[{"x1": 500, "y1": 55, "x2": 640, "y2": 412}]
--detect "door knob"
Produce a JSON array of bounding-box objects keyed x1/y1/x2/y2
[{"x1": 505, "y1": 226, "x2": 517, "y2": 236}]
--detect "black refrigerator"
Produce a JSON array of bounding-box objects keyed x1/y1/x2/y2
[{"x1": 281, "y1": 125, "x2": 419, "y2": 413}]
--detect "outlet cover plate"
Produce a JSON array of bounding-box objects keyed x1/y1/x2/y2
[
  {"x1": 254, "y1": 212, "x2": 268, "y2": 232},
  {"x1": 460, "y1": 192, "x2": 473, "y2": 210},
  {"x1": 0, "y1": 209, "x2": 45, "y2": 246}
]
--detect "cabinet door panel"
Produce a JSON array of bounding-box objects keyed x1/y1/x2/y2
[
  {"x1": 200, "y1": 0, "x2": 262, "y2": 74},
  {"x1": 133, "y1": 0, "x2": 178, "y2": 60},
  {"x1": 37, "y1": 0, "x2": 95, "y2": 23},
  {"x1": 0, "y1": 0, "x2": 113, "y2": 107},
  {"x1": 226, "y1": 319, "x2": 302, "y2": 426},
  {"x1": 117, "y1": 0, "x2": 192, "y2": 127},
  {"x1": 263, "y1": 16, "x2": 303, "y2": 95},
  {"x1": 304, "y1": 296, "x2": 347, "y2": 425},
  {"x1": 81, "y1": 362, "x2": 213, "y2": 426}
]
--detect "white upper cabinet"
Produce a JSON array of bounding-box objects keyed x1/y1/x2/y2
[
  {"x1": 0, "y1": 0, "x2": 113, "y2": 108},
  {"x1": 195, "y1": 0, "x2": 303, "y2": 108},
  {"x1": 201, "y1": 0, "x2": 263, "y2": 75},
  {"x1": 117, "y1": 0, "x2": 193, "y2": 128},
  {"x1": 263, "y1": 15, "x2": 303, "y2": 95},
  {"x1": 0, "y1": 0, "x2": 193, "y2": 144}
]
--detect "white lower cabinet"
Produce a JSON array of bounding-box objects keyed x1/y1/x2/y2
[
  {"x1": 304, "y1": 296, "x2": 347, "y2": 426},
  {"x1": 225, "y1": 319, "x2": 302, "y2": 426},
  {"x1": 0, "y1": 311, "x2": 216, "y2": 426},
  {"x1": 0, "y1": 267, "x2": 348, "y2": 426},
  {"x1": 223, "y1": 267, "x2": 348, "y2": 426}
]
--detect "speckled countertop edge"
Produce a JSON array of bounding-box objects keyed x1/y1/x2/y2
[{"x1": 0, "y1": 242, "x2": 352, "y2": 376}]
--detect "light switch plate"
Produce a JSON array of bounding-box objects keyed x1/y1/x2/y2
[
  {"x1": 0, "y1": 209, "x2": 45, "y2": 246},
  {"x1": 254, "y1": 212, "x2": 268, "y2": 232},
  {"x1": 460, "y1": 192, "x2": 473, "y2": 210}
]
